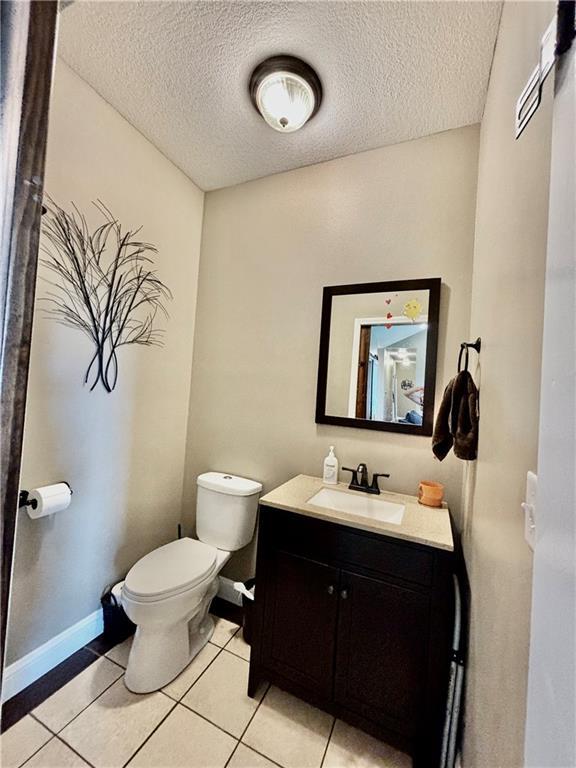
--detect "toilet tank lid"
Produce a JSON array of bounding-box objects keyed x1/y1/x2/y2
[{"x1": 197, "y1": 472, "x2": 262, "y2": 497}]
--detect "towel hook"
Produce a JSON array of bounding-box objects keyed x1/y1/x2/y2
[{"x1": 458, "y1": 337, "x2": 481, "y2": 372}]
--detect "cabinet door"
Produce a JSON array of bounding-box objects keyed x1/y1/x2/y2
[
  {"x1": 335, "y1": 570, "x2": 430, "y2": 737},
  {"x1": 261, "y1": 550, "x2": 340, "y2": 697}
]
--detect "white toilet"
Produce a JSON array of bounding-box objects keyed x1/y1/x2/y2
[{"x1": 121, "y1": 472, "x2": 262, "y2": 693}]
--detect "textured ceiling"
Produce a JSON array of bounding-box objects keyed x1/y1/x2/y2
[{"x1": 58, "y1": 1, "x2": 501, "y2": 191}]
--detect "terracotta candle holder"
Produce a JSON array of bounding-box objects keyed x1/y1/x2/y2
[{"x1": 418, "y1": 480, "x2": 444, "y2": 508}]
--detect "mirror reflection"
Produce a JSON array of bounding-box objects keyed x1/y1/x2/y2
[{"x1": 317, "y1": 280, "x2": 440, "y2": 434}]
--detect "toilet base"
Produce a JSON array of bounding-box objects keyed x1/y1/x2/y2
[{"x1": 124, "y1": 579, "x2": 218, "y2": 694}]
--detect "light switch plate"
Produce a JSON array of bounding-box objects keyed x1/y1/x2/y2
[{"x1": 523, "y1": 470, "x2": 538, "y2": 550}]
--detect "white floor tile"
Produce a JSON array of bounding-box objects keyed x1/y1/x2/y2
[
  {"x1": 105, "y1": 636, "x2": 133, "y2": 668},
  {"x1": 162, "y1": 642, "x2": 220, "y2": 700},
  {"x1": 23, "y1": 737, "x2": 90, "y2": 767},
  {"x1": 59, "y1": 678, "x2": 173, "y2": 768},
  {"x1": 228, "y1": 743, "x2": 279, "y2": 768},
  {"x1": 323, "y1": 720, "x2": 412, "y2": 768},
  {"x1": 225, "y1": 632, "x2": 251, "y2": 661},
  {"x1": 210, "y1": 616, "x2": 240, "y2": 648},
  {"x1": 182, "y1": 650, "x2": 264, "y2": 737},
  {"x1": 242, "y1": 686, "x2": 333, "y2": 768},
  {"x1": 127, "y1": 703, "x2": 236, "y2": 767},
  {"x1": 0, "y1": 715, "x2": 51, "y2": 768},
  {"x1": 33, "y1": 657, "x2": 123, "y2": 732}
]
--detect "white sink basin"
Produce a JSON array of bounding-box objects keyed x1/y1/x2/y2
[{"x1": 307, "y1": 487, "x2": 405, "y2": 525}]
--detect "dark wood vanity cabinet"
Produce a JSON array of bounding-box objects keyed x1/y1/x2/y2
[{"x1": 248, "y1": 505, "x2": 454, "y2": 767}]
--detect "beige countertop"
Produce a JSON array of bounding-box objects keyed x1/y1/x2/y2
[{"x1": 259, "y1": 474, "x2": 454, "y2": 552}]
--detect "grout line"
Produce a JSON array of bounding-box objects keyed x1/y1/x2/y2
[
  {"x1": 165, "y1": 644, "x2": 224, "y2": 702},
  {"x1": 223, "y1": 740, "x2": 241, "y2": 768},
  {"x1": 52, "y1": 673, "x2": 123, "y2": 739},
  {"x1": 28, "y1": 711, "x2": 57, "y2": 734},
  {"x1": 14, "y1": 728, "x2": 54, "y2": 768},
  {"x1": 238, "y1": 682, "x2": 270, "y2": 741},
  {"x1": 22, "y1": 649, "x2": 311, "y2": 768},
  {"x1": 221, "y1": 631, "x2": 250, "y2": 662},
  {"x1": 104, "y1": 655, "x2": 130, "y2": 672},
  {"x1": 27, "y1": 709, "x2": 92, "y2": 767},
  {"x1": 221, "y1": 647, "x2": 247, "y2": 661},
  {"x1": 120, "y1": 697, "x2": 178, "y2": 768},
  {"x1": 320, "y1": 716, "x2": 337, "y2": 768},
  {"x1": 2, "y1": 647, "x2": 104, "y2": 733},
  {"x1": 54, "y1": 735, "x2": 97, "y2": 768},
  {"x1": 224, "y1": 649, "x2": 250, "y2": 662},
  {"x1": 223, "y1": 681, "x2": 273, "y2": 768},
  {"x1": 213, "y1": 627, "x2": 240, "y2": 652},
  {"x1": 3, "y1": 639, "x2": 128, "y2": 737},
  {"x1": 15, "y1": 627, "x2": 389, "y2": 768},
  {"x1": 84, "y1": 646, "x2": 102, "y2": 660},
  {"x1": 232, "y1": 683, "x2": 282, "y2": 768},
  {"x1": 235, "y1": 683, "x2": 286, "y2": 768},
  {"x1": 231, "y1": 683, "x2": 282, "y2": 767},
  {"x1": 178, "y1": 699, "x2": 246, "y2": 741},
  {"x1": 177, "y1": 672, "x2": 268, "y2": 744},
  {"x1": 21, "y1": 627, "x2": 253, "y2": 768},
  {"x1": 47, "y1": 634, "x2": 226, "y2": 764},
  {"x1": 16, "y1": 727, "x2": 97, "y2": 768},
  {"x1": 225, "y1": 650, "x2": 250, "y2": 662},
  {"x1": 238, "y1": 743, "x2": 285, "y2": 768},
  {"x1": 177, "y1": 648, "x2": 267, "y2": 743}
]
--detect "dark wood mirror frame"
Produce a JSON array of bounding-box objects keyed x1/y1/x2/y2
[{"x1": 315, "y1": 278, "x2": 441, "y2": 436}]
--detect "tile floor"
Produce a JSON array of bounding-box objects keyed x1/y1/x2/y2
[{"x1": 1, "y1": 615, "x2": 411, "y2": 768}]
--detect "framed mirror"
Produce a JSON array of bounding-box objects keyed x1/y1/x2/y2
[{"x1": 315, "y1": 278, "x2": 441, "y2": 435}]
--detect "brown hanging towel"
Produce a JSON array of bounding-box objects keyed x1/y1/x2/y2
[{"x1": 432, "y1": 370, "x2": 479, "y2": 461}]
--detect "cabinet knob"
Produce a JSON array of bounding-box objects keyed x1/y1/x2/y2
[
  {"x1": 340, "y1": 589, "x2": 348, "y2": 600},
  {"x1": 327, "y1": 585, "x2": 335, "y2": 595}
]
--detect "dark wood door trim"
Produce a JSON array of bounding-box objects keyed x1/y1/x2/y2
[
  {"x1": 0, "y1": 0, "x2": 58, "y2": 691},
  {"x1": 354, "y1": 325, "x2": 370, "y2": 418}
]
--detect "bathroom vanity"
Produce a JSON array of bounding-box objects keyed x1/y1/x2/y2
[{"x1": 248, "y1": 475, "x2": 454, "y2": 767}]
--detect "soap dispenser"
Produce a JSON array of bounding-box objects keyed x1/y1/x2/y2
[{"x1": 323, "y1": 446, "x2": 339, "y2": 485}]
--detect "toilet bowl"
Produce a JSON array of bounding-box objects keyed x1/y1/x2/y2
[{"x1": 121, "y1": 472, "x2": 261, "y2": 693}]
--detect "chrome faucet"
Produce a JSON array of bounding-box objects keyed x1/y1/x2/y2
[{"x1": 342, "y1": 464, "x2": 390, "y2": 495}]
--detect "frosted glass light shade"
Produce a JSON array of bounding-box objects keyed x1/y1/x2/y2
[
  {"x1": 250, "y1": 57, "x2": 322, "y2": 133},
  {"x1": 256, "y1": 71, "x2": 315, "y2": 133}
]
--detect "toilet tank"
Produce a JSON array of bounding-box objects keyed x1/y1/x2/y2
[{"x1": 196, "y1": 472, "x2": 262, "y2": 551}]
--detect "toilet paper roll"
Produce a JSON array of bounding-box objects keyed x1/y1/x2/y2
[
  {"x1": 27, "y1": 483, "x2": 72, "y2": 519},
  {"x1": 111, "y1": 581, "x2": 124, "y2": 604}
]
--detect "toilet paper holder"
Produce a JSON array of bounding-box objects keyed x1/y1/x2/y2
[
  {"x1": 19, "y1": 482, "x2": 73, "y2": 511},
  {"x1": 19, "y1": 490, "x2": 37, "y2": 511}
]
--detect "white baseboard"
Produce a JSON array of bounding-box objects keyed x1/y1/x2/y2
[
  {"x1": 217, "y1": 576, "x2": 243, "y2": 607},
  {"x1": 2, "y1": 608, "x2": 103, "y2": 702}
]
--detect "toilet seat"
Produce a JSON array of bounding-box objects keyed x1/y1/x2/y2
[{"x1": 123, "y1": 538, "x2": 218, "y2": 603}]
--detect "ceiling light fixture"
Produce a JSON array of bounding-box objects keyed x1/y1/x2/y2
[{"x1": 249, "y1": 55, "x2": 322, "y2": 133}]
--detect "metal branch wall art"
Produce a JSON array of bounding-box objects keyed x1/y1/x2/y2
[{"x1": 41, "y1": 198, "x2": 172, "y2": 392}]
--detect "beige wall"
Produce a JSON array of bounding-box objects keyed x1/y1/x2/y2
[
  {"x1": 461, "y1": 2, "x2": 554, "y2": 766},
  {"x1": 6, "y1": 60, "x2": 204, "y2": 663},
  {"x1": 183, "y1": 124, "x2": 480, "y2": 579}
]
